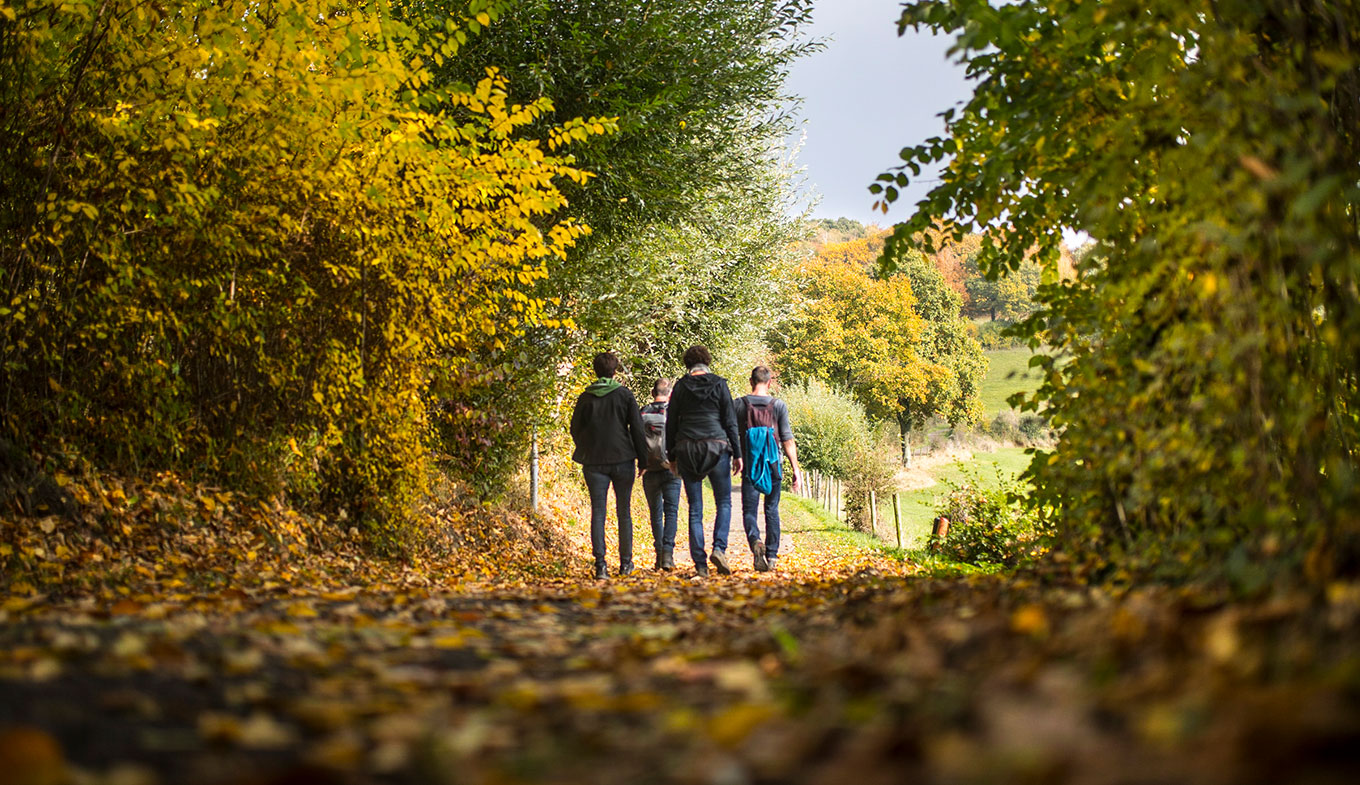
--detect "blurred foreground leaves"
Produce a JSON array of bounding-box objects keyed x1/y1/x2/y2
[{"x1": 3, "y1": 491, "x2": 1359, "y2": 785}]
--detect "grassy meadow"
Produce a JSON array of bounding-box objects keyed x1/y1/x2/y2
[
  {"x1": 977, "y1": 347, "x2": 1045, "y2": 416},
  {"x1": 885, "y1": 447, "x2": 1034, "y2": 548}
]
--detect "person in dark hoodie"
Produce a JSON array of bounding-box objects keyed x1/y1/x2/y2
[
  {"x1": 664, "y1": 345, "x2": 743, "y2": 576},
  {"x1": 570, "y1": 352, "x2": 650, "y2": 580}
]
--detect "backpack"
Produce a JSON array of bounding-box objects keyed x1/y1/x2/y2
[
  {"x1": 640, "y1": 406, "x2": 669, "y2": 471},
  {"x1": 743, "y1": 398, "x2": 781, "y2": 495}
]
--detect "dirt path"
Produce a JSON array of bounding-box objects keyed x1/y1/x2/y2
[
  {"x1": 0, "y1": 491, "x2": 907, "y2": 785},
  {"x1": 2, "y1": 495, "x2": 1358, "y2": 785}
]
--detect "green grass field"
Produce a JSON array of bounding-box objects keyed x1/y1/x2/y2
[
  {"x1": 977, "y1": 347, "x2": 1045, "y2": 416},
  {"x1": 889, "y1": 447, "x2": 1034, "y2": 548}
]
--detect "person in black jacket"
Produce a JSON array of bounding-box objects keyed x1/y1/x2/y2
[
  {"x1": 664, "y1": 345, "x2": 743, "y2": 576},
  {"x1": 570, "y1": 352, "x2": 649, "y2": 579}
]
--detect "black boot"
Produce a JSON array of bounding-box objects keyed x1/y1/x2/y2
[
  {"x1": 594, "y1": 563, "x2": 608, "y2": 580},
  {"x1": 661, "y1": 550, "x2": 675, "y2": 571}
]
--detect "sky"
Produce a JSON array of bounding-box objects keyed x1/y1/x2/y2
[{"x1": 783, "y1": 0, "x2": 972, "y2": 228}]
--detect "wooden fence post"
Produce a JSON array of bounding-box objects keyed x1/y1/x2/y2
[
  {"x1": 893, "y1": 493, "x2": 902, "y2": 548},
  {"x1": 529, "y1": 427, "x2": 539, "y2": 516},
  {"x1": 870, "y1": 490, "x2": 877, "y2": 535}
]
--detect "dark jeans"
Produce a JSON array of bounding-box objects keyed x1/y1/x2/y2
[
  {"x1": 683, "y1": 452, "x2": 732, "y2": 564},
  {"x1": 643, "y1": 469, "x2": 681, "y2": 554},
  {"x1": 741, "y1": 476, "x2": 782, "y2": 559},
  {"x1": 583, "y1": 461, "x2": 635, "y2": 569}
]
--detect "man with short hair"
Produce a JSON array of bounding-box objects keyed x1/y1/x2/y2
[
  {"x1": 639, "y1": 378, "x2": 682, "y2": 571},
  {"x1": 570, "y1": 352, "x2": 649, "y2": 580},
  {"x1": 734, "y1": 366, "x2": 801, "y2": 572}
]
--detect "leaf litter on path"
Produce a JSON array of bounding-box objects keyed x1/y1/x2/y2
[{"x1": 2, "y1": 491, "x2": 1359, "y2": 785}]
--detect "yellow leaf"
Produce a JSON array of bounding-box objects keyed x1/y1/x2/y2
[
  {"x1": 285, "y1": 602, "x2": 318, "y2": 618},
  {"x1": 1010, "y1": 604, "x2": 1050, "y2": 637},
  {"x1": 708, "y1": 703, "x2": 776, "y2": 748}
]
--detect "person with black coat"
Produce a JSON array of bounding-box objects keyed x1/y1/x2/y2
[
  {"x1": 570, "y1": 352, "x2": 649, "y2": 579},
  {"x1": 664, "y1": 345, "x2": 743, "y2": 577}
]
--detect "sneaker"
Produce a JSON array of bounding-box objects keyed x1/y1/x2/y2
[
  {"x1": 767, "y1": 556, "x2": 779, "y2": 572},
  {"x1": 594, "y1": 563, "x2": 609, "y2": 580},
  {"x1": 694, "y1": 562, "x2": 709, "y2": 577},
  {"x1": 752, "y1": 540, "x2": 770, "y2": 572},
  {"x1": 618, "y1": 562, "x2": 634, "y2": 577},
  {"x1": 709, "y1": 549, "x2": 731, "y2": 576}
]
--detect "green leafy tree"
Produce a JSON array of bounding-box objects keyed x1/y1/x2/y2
[
  {"x1": 409, "y1": 0, "x2": 815, "y2": 495},
  {"x1": 426, "y1": 0, "x2": 814, "y2": 238},
  {"x1": 963, "y1": 253, "x2": 1042, "y2": 321},
  {"x1": 893, "y1": 249, "x2": 987, "y2": 446},
  {"x1": 879, "y1": 0, "x2": 1360, "y2": 581}
]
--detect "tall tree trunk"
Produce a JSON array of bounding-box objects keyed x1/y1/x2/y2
[{"x1": 898, "y1": 412, "x2": 912, "y2": 467}]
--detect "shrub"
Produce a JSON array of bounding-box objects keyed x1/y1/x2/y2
[
  {"x1": 987, "y1": 410, "x2": 1052, "y2": 446},
  {"x1": 930, "y1": 472, "x2": 1046, "y2": 567},
  {"x1": 782, "y1": 379, "x2": 896, "y2": 533},
  {"x1": 1017, "y1": 414, "x2": 1049, "y2": 442},
  {"x1": 843, "y1": 427, "x2": 898, "y2": 534},
  {"x1": 988, "y1": 410, "x2": 1022, "y2": 442},
  {"x1": 0, "y1": 0, "x2": 605, "y2": 536},
  {"x1": 972, "y1": 319, "x2": 1025, "y2": 350},
  {"x1": 781, "y1": 380, "x2": 873, "y2": 479}
]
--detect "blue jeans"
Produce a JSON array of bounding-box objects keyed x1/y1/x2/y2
[
  {"x1": 583, "y1": 461, "x2": 635, "y2": 569},
  {"x1": 683, "y1": 452, "x2": 732, "y2": 564},
  {"x1": 741, "y1": 476, "x2": 782, "y2": 559},
  {"x1": 643, "y1": 469, "x2": 681, "y2": 554}
]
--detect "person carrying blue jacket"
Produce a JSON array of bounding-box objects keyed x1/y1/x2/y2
[{"x1": 733, "y1": 366, "x2": 801, "y2": 572}]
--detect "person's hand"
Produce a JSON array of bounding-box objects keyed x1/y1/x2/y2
[
  {"x1": 732, "y1": 458, "x2": 743, "y2": 475},
  {"x1": 790, "y1": 471, "x2": 800, "y2": 491},
  {"x1": 638, "y1": 466, "x2": 646, "y2": 478}
]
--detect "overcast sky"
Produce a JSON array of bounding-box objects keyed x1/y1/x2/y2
[{"x1": 784, "y1": 0, "x2": 972, "y2": 228}]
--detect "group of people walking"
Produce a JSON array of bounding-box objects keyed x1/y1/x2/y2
[{"x1": 569, "y1": 345, "x2": 801, "y2": 579}]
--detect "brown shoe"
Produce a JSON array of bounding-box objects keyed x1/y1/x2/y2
[{"x1": 709, "y1": 549, "x2": 731, "y2": 576}]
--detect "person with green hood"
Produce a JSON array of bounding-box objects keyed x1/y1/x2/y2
[{"x1": 570, "y1": 351, "x2": 650, "y2": 579}]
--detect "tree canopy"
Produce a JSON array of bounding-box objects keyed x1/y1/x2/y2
[
  {"x1": 880, "y1": 0, "x2": 1360, "y2": 580},
  {"x1": 772, "y1": 251, "x2": 984, "y2": 465},
  {"x1": 415, "y1": 0, "x2": 814, "y2": 494}
]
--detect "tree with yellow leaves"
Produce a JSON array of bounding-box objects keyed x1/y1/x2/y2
[
  {"x1": 772, "y1": 255, "x2": 983, "y2": 466},
  {"x1": 0, "y1": 0, "x2": 611, "y2": 533}
]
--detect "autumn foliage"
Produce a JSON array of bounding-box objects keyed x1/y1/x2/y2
[
  {"x1": 883, "y1": 0, "x2": 1360, "y2": 581},
  {"x1": 0, "y1": 0, "x2": 610, "y2": 532}
]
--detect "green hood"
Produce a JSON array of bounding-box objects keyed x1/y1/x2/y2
[{"x1": 585, "y1": 377, "x2": 623, "y2": 397}]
